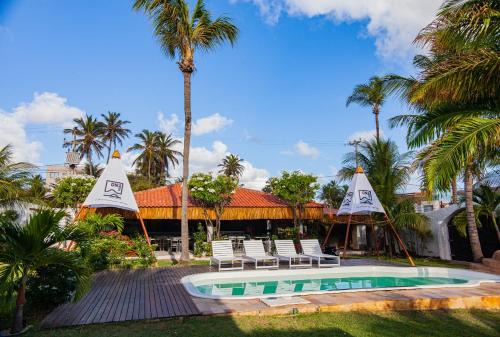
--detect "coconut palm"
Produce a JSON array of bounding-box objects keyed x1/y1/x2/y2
[
  {"x1": 83, "y1": 162, "x2": 104, "y2": 178},
  {"x1": 346, "y1": 76, "x2": 389, "y2": 141},
  {"x1": 0, "y1": 209, "x2": 90, "y2": 333},
  {"x1": 319, "y1": 180, "x2": 348, "y2": 209},
  {"x1": 218, "y1": 154, "x2": 244, "y2": 179},
  {"x1": 385, "y1": 0, "x2": 500, "y2": 261},
  {"x1": 64, "y1": 115, "x2": 105, "y2": 177},
  {"x1": 27, "y1": 174, "x2": 46, "y2": 201},
  {"x1": 155, "y1": 131, "x2": 182, "y2": 182},
  {"x1": 128, "y1": 130, "x2": 159, "y2": 182},
  {"x1": 101, "y1": 111, "x2": 131, "y2": 163},
  {"x1": 133, "y1": 0, "x2": 238, "y2": 262},
  {"x1": 0, "y1": 144, "x2": 33, "y2": 207}
]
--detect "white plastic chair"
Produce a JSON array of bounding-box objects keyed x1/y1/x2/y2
[
  {"x1": 243, "y1": 240, "x2": 279, "y2": 269},
  {"x1": 274, "y1": 240, "x2": 312, "y2": 269},
  {"x1": 210, "y1": 240, "x2": 244, "y2": 271},
  {"x1": 300, "y1": 239, "x2": 340, "y2": 267}
]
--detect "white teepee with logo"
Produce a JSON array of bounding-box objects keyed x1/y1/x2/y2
[
  {"x1": 81, "y1": 150, "x2": 150, "y2": 244},
  {"x1": 337, "y1": 167, "x2": 385, "y2": 215},
  {"x1": 323, "y1": 166, "x2": 415, "y2": 266},
  {"x1": 83, "y1": 151, "x2": 138, "y2": 212}
]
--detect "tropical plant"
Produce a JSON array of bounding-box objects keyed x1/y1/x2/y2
[
  {"x1": 64, "y1": 115, "x2": 105, "y2": 176},
  {"x1": 385, "y1": 0, "x2": 500, "y2": 261},
  {"x1": 188, "y1": 173, "x2": 238, "y2": 239},
  {"x1": 453, "y1": 185, "x2": 500, "y2": 243},
  {"x1": 128, "y1": 173, "x2": 158, "y2": 192},
  {"x1": 134, "y1": 0, "x2": 239, "y2": 262},
  {"x1": 346, "y1": 76, "x2": 389, "y2": 141},
  {"x1": 0, "y1": 209, "x2": 91, "y2": 333},
  {"x1": 218, "y1": 154, "x2": 244, "y2": 179},
  {"x1": 155, "y1": 131, "x2": 181, "y2": 183},
  {"x1": 0, "y1": 144, "x2": 33, "y2": 207},
  {"x1": 52, "y1": 176, "x2": 96, "y2": 211},
  {"x1": 77, "y1": 213, "x2": 125, "y2": 234},
  {"x1": 83, "y1": 162, "x2": 104, "y2": 178},
  {"x1": 319, "y1": 180, "x2": 348, "y2": 208},
  {"x1": 264, "y1": 171, "x2": 319, "y2": 237},
  {"x1": 27, "y1": 174, "x2": 46, "y2": 201},
  {"x1": 101, "y1": 111, "x2": 131, "y2": 163},
  {"x1": 128, "y1": 129, "x2": 159, "y2": 182}
]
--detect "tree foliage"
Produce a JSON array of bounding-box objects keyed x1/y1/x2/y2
[
  {"x1": 52, "y1": 176, "x2": 96, "y2": 210},
  {"x1": 319, "y1": 180, "x2": 348, "y2": 209}
]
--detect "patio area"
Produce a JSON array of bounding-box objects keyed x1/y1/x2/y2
[{"x1": 40, "y1": 259, "x2": 500, "y2": 329}]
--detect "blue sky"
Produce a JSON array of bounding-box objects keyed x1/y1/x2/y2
[{"x1": 0, "y1": 0, "x2": 443, "y2": 191}]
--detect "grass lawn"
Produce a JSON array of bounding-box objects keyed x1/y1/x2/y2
[
  {"x1": 349, "y1": 255, "x2": 468, "y2": 269},
  {"x1": 156, "y1": 259, "x2": 210, "y2": 268},
  {"x1": 26, "y1": 310, "x2": 500, "y2": 337}
]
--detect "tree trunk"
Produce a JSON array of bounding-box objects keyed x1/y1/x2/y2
[
  {"x1": 464, "y1": 166, "x2": 483, "y2": 262},
  {"x1": 491, "y1": 213, "x2": 500, "y2": 245},
  {"x1": 107, "y1": 138, "x2": 112, "y2": 164},
  {"x1": 451, "y1": 177, "x2": 458, "y2": 204},
  {"x1": 11, "y1": 277, "x2": 27, "y2": 334},
  {"x1": 292, "y1": 204, "x2": 298, "y2": 239},
  {"x1": 180, "y1": 70, "x2": 192, "y2": 263},
  {"x1": 88, "y1": 153, "x2": 94, "y2": 177},
  {"x1": 373, "y1": 105, "x2": 380, "y2": 141}
]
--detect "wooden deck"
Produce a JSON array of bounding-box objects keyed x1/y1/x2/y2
[{"x1": 41, "y1": 266, "x2": 207, "y2": 328}]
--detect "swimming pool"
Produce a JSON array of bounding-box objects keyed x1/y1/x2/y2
[{"x1": 181, "y1": 266, "x2": 500, "y2": 299}]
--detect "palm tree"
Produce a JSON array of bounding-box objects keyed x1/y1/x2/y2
[
  {"x1": 0, "y1": 144, "x2": 33, "y2": 207},
  {"x1": 134, "y1": 0, "x2": 239, "y2": 262},
  {"x1": 155, "y1": 132, "x2": 182, "y2": 183},
  {"x1": 128, "y1": 130, "x2": 159, "y2": 182},
  {"x1": 83, "y1": 162, "x2": 104, "y2": 178},
  {"x1": 469, "y1": 185, "x2": 499, "y2": 243},
  {"x1": 319, "y1": 180, "x2": 348, "y2": 208},
  {"x1": 218, "y1": 154, "x2": 244, "y2": 179},
  {"x1": 0, "y1": 209, "x2": 90, "y2": 333},
  {"x1": 385, "y1": 0, "x2": 500, "y2": 261},
  {"x1": 27, "y1": 174, "x2": 46, "y2": 200},
  {"x1": 346, "y1": 76, "x2": 388, "y2": 141},
  {"x1": 64, "y1": 115, "x2": 105, "y2": 177},
  {"x1": 101, "y1": 111, "x2": 131, "y2": 163}
]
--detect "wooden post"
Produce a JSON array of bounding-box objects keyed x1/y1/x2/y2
[
  {"x1": 342, "y1": 214, "x2": 353, "y2": 258},
  {"x1": 321, "y1": 222, "x2": 335, "y2": 251},
  {"x1": 136, "y1": 211, "x2": 151, "y2": 246},
  {"x1": 384, "y1": 214, "x2": 415, "y2": 267}
]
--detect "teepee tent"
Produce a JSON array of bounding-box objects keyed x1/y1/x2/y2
[
  {"x1": 80, "y1": 150, "x2": 150, "y2": 244},
  {"x1": 324, "y1": 167, "x2": 414, "y2": 266}
]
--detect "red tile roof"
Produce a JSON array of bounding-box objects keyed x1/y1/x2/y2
[{"x1": 134, "y1": 183, "x2": 323, "y2": 208}]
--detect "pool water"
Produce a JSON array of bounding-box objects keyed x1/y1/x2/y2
[{"x1": 196, "y1": 276, "x2": 468, "y2": 297}]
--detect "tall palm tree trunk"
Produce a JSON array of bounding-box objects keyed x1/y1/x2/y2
[
  {"x1": 491, "y1": 213, "x2": 500, "y2": 244},
  {"x1": 451, "y1": 177, "x2": 458, "y2": 204},
  {"x1": 464, "y1": 166, "x2": 483, "y2": 262},
  {"x1": 12, "y1": 275, "x2": 27, "y2": 333},
  {"x1": 106, "y1": 138, "x2": 113, "y2": 164},
  {"x1": 373, "y1": 105, "x2": 380, "y2": 141},
  {"x1": 180, "y1": 70, "x2": 192, "y2": 262},
  {"x1": 87, "y1": 153, "x2": 94, "y2": 177}
]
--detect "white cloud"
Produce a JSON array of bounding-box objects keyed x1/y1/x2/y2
[
  {"x1": 240, "y1": 161, "x2": 269, "y2": 190},
  {"x1": 294, "y1": 140, "x2": 320, "y2": 158},
  {"x1": 348, "y1": 129, "x2": 382, "y2": 142},
  {"x1": 192, "y1": 113, "x2": 233, "y2": 136},
  {"x1": 237, "y1": 0, "x2": 443, "y2": 60},
  {"x1": 157, "y1": 112, "x2": 179, "y2": 135},
  {"x1": 121, "y1": 151, "x2": 138, "y2": 173},
  {"x1": 14, "y1": 92, "x2": 83, "y2": 126},
  {"x1": 0, "y1": 92, "x2": 85, "y2": 163}
]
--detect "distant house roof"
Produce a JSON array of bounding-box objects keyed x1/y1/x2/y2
[{"x1": 134, "y1": 183, "x2": 323, "y2": 209}]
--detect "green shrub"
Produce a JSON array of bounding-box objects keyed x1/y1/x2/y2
[
  {"x1": 26, "y1": 264, "x2": 78, "y2": 306},
  {"x1": 129, "y1": 236, "x2": 156, "y2": 267},
  {"x1": 85, "y1": 234, "x2": 130, "y2": 270}
]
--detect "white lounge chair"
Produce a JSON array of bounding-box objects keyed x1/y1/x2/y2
[
  {"x1": 210, "y1": 240, "x2": 244, "y2": 272},
  {"x1": 243, "y1": 240, "x2": 279, "y2": 269},
  {"x1": 274, "y1": 240, "x2": 312, "y2": 269},
  {"x1": 300, "y1": 239, "x2": 340, "y2": 267}
]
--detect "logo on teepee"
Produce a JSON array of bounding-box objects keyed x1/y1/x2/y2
[
  {"x1": 359, "y1": 190, "x2": 373, "y2": 205},
  {"x1": 341, "y1": 192, "x2": 354, "y2": 207},
  {"x1": 104, "y1": 180, "x2": 124, "y2": 199}
]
